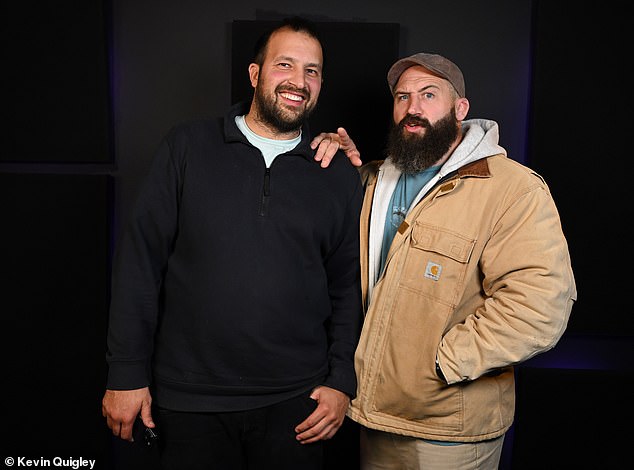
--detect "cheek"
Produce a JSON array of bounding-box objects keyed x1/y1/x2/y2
[
  {"x1": 393, "y1": 106, "x2": 406, "y2": 124},
  {"x1": 308, "y1": 78, "x2": 322, "y2": 98}
]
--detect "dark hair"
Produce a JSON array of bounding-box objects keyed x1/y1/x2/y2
[{"x1": 252, "y1": 16, "x2": 323, "y2": 67}]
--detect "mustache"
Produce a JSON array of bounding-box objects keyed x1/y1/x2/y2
[{"x1": 399, "y1": 114, "x2": 430, "y2": 128}]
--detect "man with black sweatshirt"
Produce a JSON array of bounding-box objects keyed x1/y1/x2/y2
[{"x1": 101, "y1": 17, "x2": 362, "y2": 470}]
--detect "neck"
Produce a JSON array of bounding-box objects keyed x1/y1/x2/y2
[{"x1": 244, "y1": 106, "x2": 301, "y2": 141}]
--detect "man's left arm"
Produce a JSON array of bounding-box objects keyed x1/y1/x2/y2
[
  {"x1": 437, "y1": 183, "x2": 577, "y2": 384},
  {"x1": 295, "y1": 171, "x2": 364, "y2": 440},
  {"x1": 320, "y1": 172, "x2": 363, "y2": 397}
]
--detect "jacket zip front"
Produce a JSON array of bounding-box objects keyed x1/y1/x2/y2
[{"x1": 260, "y1": 167, "x2": 271, "y2": 216}]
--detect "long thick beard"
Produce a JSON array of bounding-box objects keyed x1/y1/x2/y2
[
  {"x1": 253, "y1": 84, "x2": 314, "y2": 134},
  {"x1": 387, "y1": 109, "x2": 460, "y2": 174}
]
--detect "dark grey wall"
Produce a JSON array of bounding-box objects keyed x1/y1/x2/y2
[
  {"x1": 3, "y1": 1, "x2": 631, "y2": 468},
  {"x1": 111, "y1": 0, "x2": 533, "y2": 236},
  {"x1": 106, "y1": 2, "x2": 634, "y2": 466}
]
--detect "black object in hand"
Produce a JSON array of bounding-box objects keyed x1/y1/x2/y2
[{"x1": 133, "y1": 417, "x2": 158, "y2": 447}]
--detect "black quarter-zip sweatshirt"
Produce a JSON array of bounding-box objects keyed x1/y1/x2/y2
[{"x1": 106, "y1": 102, "x2": 363, "y2": 411}]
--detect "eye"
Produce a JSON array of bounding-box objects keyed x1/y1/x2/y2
[
  {"x1": 306, "y1": 68, "x2": 319, "y2": 76},
  {"x1": 396, "y1": 94, "x2": 409, "y2": 102},
  {"x1": 423, "y1": 92, "x2": 435, "y2": 99}
]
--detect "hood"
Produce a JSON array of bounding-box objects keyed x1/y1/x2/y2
[
  {"x1": 380, "y1": 118, "x2": 506, "y2": 181},
  {"x1": 438, "y1": 118, "x2": 506, "y2": 177}
]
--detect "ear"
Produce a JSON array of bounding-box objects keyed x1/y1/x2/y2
[
  {"x1": 248, "y1": 63, "x2": 259, "y2": 89},
  {"x1": 455, "y1": 97, "x2": 470, "y2": 121}
]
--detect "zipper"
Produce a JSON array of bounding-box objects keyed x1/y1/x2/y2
[{"x1": 259, "y1": 167, "x2": 271, "y2": 216}]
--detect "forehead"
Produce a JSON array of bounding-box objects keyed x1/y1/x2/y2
[
  {"x1": 264, "y1": 29, "x2": 323, "y2": 66},
  {"x1": 395, "y1": 65, "x2": 449, "y2": 92}
]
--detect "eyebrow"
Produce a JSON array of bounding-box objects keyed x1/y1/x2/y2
[
  {"x1": 275, "y1": 55, "x2": 322, "y2": 71},
  {"x1": 395, "y1": 84, "x2": 440, "y2": 95}
]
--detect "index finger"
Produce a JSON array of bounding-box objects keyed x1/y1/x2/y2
[
  {"x1": 310, "y1": 132, "x2": 330, "y2": 150},
  {"x1": 295, "y1": 404, "x2": 325, "y2": 434},
  {"x1": 337, "y1": 127, "x2": 350, "y2": 143}
]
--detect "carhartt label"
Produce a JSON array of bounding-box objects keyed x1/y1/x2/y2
[{"x1": 424, "y1": 261, "x2": 442, "y2": 281}]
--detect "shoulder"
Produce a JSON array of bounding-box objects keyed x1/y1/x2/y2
[
  {"x1": 311, "y1": 152, "x2": 364, "y2": 202},
  {"x1": 477, "y1": 155, "x2": 557, "y2": 216},
  {"x1": 486, "y1": 154, "x2": 550, "y2": 193},
  {"x1": 358, "y1": 160, "x2": 384, "y2": 188},
  {"x1": 165, "y1": 117, "x2": 222, "y2": 141},
  {"x1": 158, "y1": 118, "x2": 226, "y2": 159},
  {"x1": 323, "y1": 151, "x2": 365, "y2": 179}
]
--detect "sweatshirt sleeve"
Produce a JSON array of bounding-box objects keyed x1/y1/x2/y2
[
  {"x1": 321, "y1": 166, "x2": 364, "y2": 397},
  {"x1": 438, "y1": 178, "x2": 577, "y2": 384},
  {"x1": 105, "y1": 135, "x2": 182, "y2": 390}
]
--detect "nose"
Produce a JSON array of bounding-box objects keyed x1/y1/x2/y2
[
  {"x1": 287, "y1": 68, "x2": 306, "y2": 89},
  {"x1": 406, "y1": 95, "x2": 422, "y2": 116}
]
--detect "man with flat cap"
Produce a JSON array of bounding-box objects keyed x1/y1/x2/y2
[{"x1": 314, "y1": 52, "x2": 576, "y2": 469}]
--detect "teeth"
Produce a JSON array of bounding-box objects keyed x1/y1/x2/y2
[{"x1": 281, "y1": 92, "x2": 303, "y2": 102}]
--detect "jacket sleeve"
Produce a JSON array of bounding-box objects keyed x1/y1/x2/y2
[
  {"x1": 321, "y1": 167, "x2": 364, "y2": 397},
  {"x1": 437, "y1": 177, "x2": 577, "y2": 384},
  {"x1": 105, "y1": 135, "x2": 181, "y2": 390}
]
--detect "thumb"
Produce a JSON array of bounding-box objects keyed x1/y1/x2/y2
[{"x1": 140, "y1": 401, "x2": 155, "y2": 428}]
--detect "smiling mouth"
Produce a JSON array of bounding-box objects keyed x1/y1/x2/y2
[{"x1": 279, "y1": 91, "x2": 305, "y2": 103}]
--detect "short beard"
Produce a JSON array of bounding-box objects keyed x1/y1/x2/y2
[
  {"x1": 254, "y1": 83, "x2": 314, "y2": 134},
  {"x1": 386, "y1": 108, "x2": 460, "y2": 174}
]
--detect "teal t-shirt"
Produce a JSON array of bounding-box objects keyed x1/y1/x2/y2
[
  {"x1": 380, "y1": 165, "x2": 465, "y2": 448},
  {"x1": 379, "y1": 166, "x2": 440, "y2": 274}
]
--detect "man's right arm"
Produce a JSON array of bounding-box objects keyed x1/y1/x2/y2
[
  {"x1": 103, "y1": 135, "x2": 180, "y2": 438},
  {"x1": 311, "y1": 127, "x2": 363, "y2": 168},
  {"x1": 106, "y1": 134, "x2": 180, "y2": 387}
]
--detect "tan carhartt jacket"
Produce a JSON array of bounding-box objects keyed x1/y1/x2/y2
[{"x1": 348, "y1": 119, "x2": 576, "y2": 442}]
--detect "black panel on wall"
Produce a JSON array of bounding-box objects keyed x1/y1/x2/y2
[
  {"x1": 231, "y1": 20, "x2": 400, "y2": 162},
  {"x1": 0, "y1": 173, "x2": 111, "y2": 462},
  {"x1": 2, "y1": 1, "x2": 112, "y2": 163},
  {"x1": 528, "y1": 1, "x2": 628, "y2": 336}
]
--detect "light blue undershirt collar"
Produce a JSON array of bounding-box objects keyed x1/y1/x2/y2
[{"x1": 235, "y1": 115, "x2": 301, "y2": 167}]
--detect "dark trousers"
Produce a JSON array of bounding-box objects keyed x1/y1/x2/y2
[{"x1": 155, "y1": 392, "x2": 323, "y2": 470}]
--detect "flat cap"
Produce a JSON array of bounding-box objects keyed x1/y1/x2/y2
[{"x1": 387, "y1": 52, "x2": 465, "y2": 97}]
